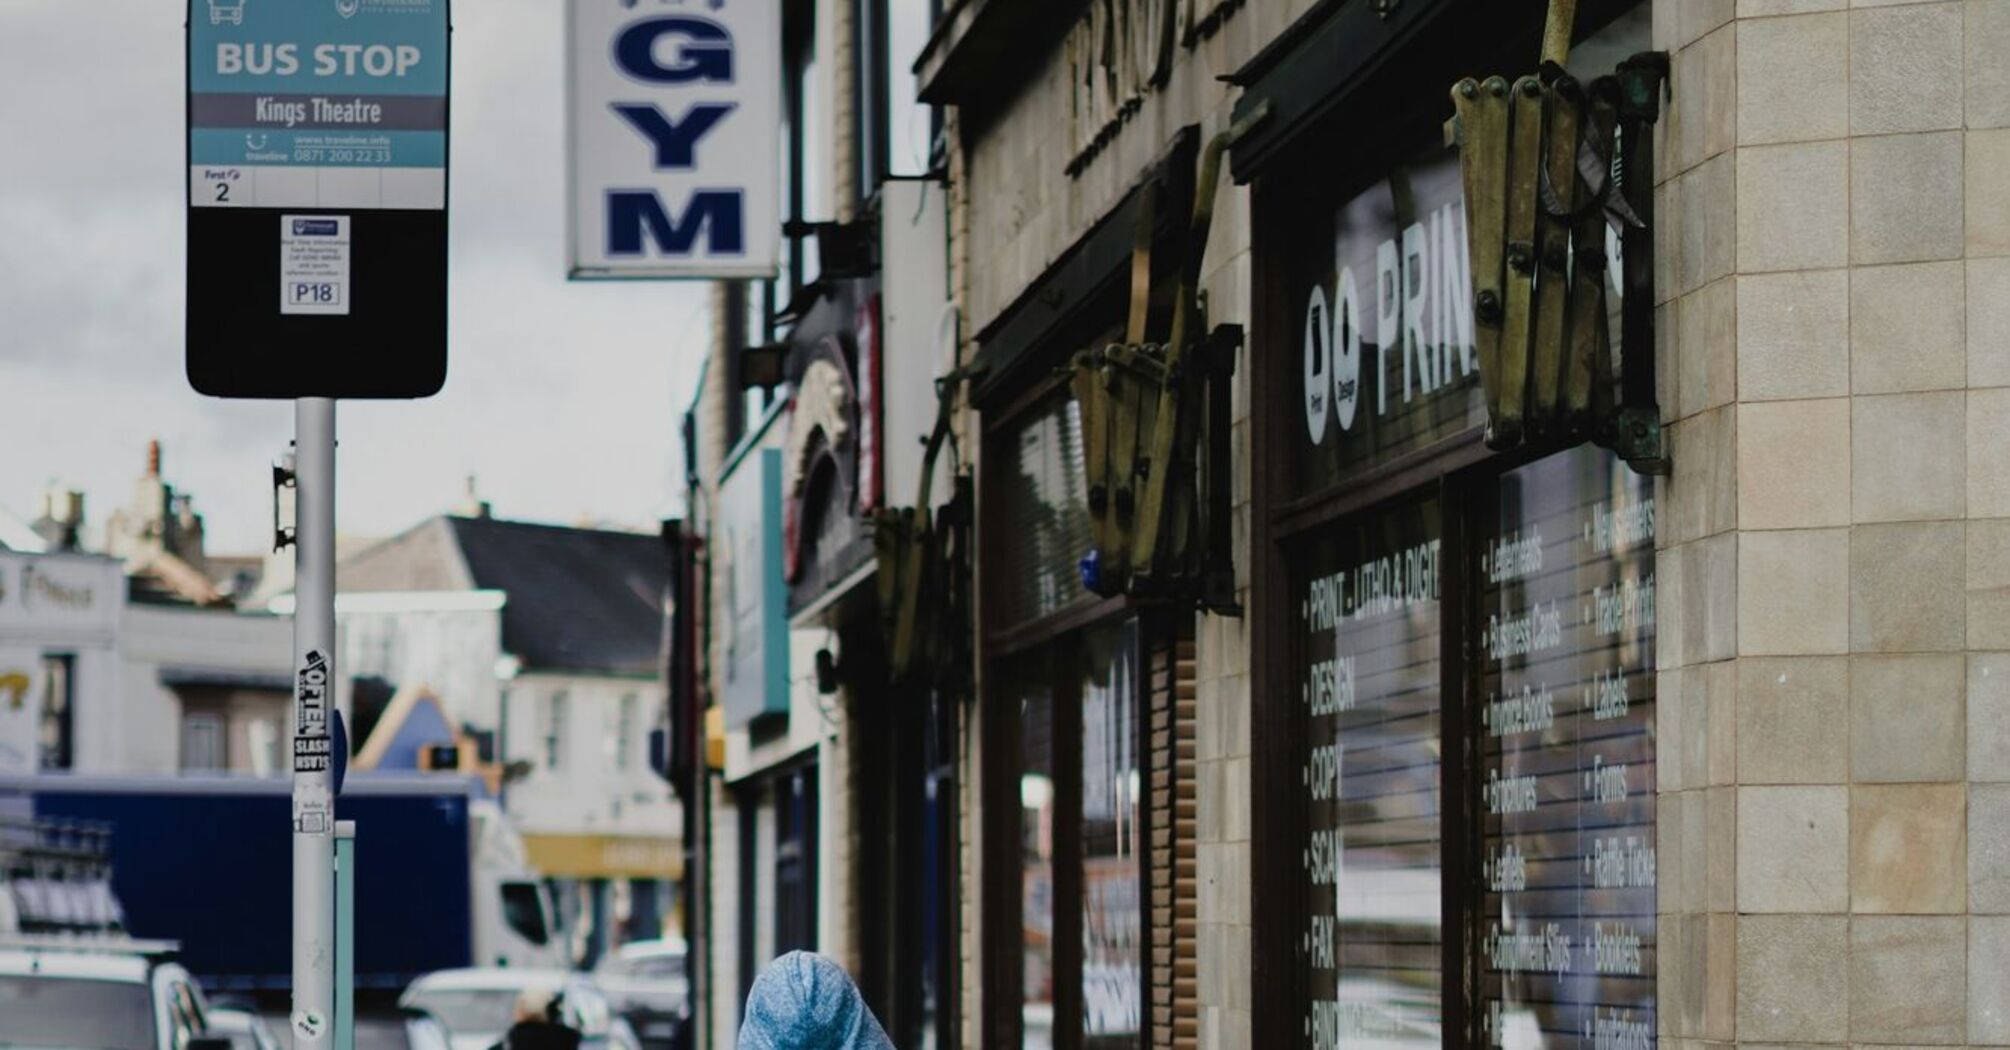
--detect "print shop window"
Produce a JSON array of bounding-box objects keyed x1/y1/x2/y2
[
  {"x1": 1260, "y1": 4, "x2": 1656, "y2": 1034},
  {"x1": 1281, "y1": 449, "x2": 1657, "y2": 1045}
]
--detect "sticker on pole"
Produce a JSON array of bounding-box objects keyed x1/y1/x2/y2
[
  {"x1": 294, "y1": 648, "x2": 330, "y2": 773},
  {"x1": 280, "y1": 216, "x2": 350, "y2": 315},
  {"x1": 292, "y1": 1010, "x2": 326, "y2": 1041}
]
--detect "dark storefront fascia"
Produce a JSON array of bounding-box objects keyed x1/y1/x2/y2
[{"x1": 1232, "y1": 3, "x2": 1661, "y2": 1048}]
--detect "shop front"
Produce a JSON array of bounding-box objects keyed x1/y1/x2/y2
[
  {"x1": 1233, "y1": 2, "x2": 1660, "y2": 1045},
  {"x1": 962, "y1": 132, "x2": 1211, "y2": 1050},
  {"x1": 730, "y1": 238, "x2": 962, "y2": 1050}
]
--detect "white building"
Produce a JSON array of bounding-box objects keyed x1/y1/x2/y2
[
  {"x1": 120, "y1": 602, "x2": 305, "y2": 775},
  {"x1": 0, "y1": 548, "x2": 312, "y2": 776},
  {"x1": 0, "y1": 550, "x2": 123, "y2": 774},
  {"x1": 332, "y1": 512, "x2": 681, "y2": 961}
]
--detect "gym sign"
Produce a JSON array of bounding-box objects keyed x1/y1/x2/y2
[{"x1": 568, "y1": 0, "x2": 781, "y2": 279}]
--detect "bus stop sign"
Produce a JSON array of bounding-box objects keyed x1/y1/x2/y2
[{"x1": 186, "y1": 0, "x2": 450, "y2": 399}]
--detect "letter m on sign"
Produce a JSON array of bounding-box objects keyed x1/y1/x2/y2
[{"x1": 606, "y1": 190, "x2": 745, "y2": 257}]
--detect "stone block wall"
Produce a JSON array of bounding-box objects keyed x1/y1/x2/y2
[{"x1": 1654, "y1": 1, "x2": 2010, "y2": 1045}]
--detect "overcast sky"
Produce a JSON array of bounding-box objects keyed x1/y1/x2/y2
[{"x1": 0, "y1": 1, "x2": 707, "y2": 553}]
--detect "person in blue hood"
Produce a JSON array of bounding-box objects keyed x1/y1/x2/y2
[{"x1": 738, "y1": 951, "x2": 896, "y2": 1050}]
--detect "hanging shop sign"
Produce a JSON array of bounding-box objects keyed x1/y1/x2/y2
[
  {"x1": 781, "y1": 281, "x2": 881, "y2": 617},
  {"x1": 1447, "y1": 45, "x2": 1669, "y2": 471},
  {"x1": 567, "y1": 0, "x2": 781, "y2": 279},
  {"x1": 185, "y1": 0, "x2": 451, "y2": 399},
  {"x1": 719, "y1": 447, "x2": 788, "y2": 729}
]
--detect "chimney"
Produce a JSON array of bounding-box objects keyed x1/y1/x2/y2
[
  {"x1": 459, "y1": 475, "x2": 492, "y2": 519},
  {"x1": 146, "y1": 439, "x2": 162, "y2": 478},
  {"x1": 32, "y1": 485, "x2": 85, "y2": 551}
]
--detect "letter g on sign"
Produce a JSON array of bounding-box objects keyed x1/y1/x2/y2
[{"x1": 614, "y1": 16, "x2": 735, "y2": 84}]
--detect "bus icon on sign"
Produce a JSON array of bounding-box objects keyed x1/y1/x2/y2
[{"x1": 207, "y1": 0, "x2": 244, "y2": 25}]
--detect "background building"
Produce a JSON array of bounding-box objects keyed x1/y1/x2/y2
[{"x1": 336, "y1": 510, "x2": 682, "y2": 966}]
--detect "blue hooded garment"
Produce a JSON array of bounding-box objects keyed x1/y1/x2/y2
[{"x1": 738, "y1": 951, "x2": 897, "y2": 1050}]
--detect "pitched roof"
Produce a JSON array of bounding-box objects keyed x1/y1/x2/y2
[
  {"x1": 447, "y1": 516, "x2": 667, "y2": 676},
  {"x1": 336, "y1": 518, "x2": 472, "y2": 593},
  {"x1": 334, "y1": 515, "x2": 667, "y2": 676}
]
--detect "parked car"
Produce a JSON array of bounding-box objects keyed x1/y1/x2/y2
[
  {"x1": 400, "y1": 967, "x2": 623, "y2": 1050},
  {"x1": 593, "y1": 938, "x2": 689, "y2": 1050},
  {"x1": 204, "y1": 999, "x2": 281, "y2": 1050},
  {"x1": 0, "y1": 935, "x2": 230, "y2": 1050}
]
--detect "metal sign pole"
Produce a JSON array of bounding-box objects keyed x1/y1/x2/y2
[{"x1": 291, "y1": 396, "x2": 337, "y2": 1049}]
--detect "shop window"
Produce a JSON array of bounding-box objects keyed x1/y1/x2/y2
[
  {"x1": 1269, "y1": 445, "x2": 1656, "y2": 1045},
  {"x1": 1017, "y1": 671, "x2": 1058, "y2": 1048},
  {"x1": 998, "y1": 621, "x2": 1145, "y2": 1050},
  {"x1": 37, "y1": 653, "x2": 73, "y2": 771},
  {"x1": 775, "y1": 766, "x2": 819, "y2": 956},
  {"x1": 180, "y1": 712, "x2": 227, "y2": 773},
  {"x1": 1476, "y1": 450, "x2": 1657, "y2": 1044},
  {"x1": 1296, "y1": 495, "x2": 1447, "y2": 1040},
  {"x1": 1255, "y1": 12, "x2": 1658, "y2": 1034},
  {"x1": 1079, "y1": 623, "x2": 1141, "y2": 1047},
  {"x1": 991, "y1": 390, "x2": 1096, "y2": 629}
]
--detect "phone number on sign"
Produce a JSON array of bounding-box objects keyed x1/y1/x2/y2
[{"x1": 294, "y1": 147, "x2": 393, "y2": 165}]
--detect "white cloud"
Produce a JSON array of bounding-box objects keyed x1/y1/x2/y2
[{"x1": 0, "y1": 0, "x2": 709, "y2": 551}]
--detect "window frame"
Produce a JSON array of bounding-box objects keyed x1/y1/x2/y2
[
  {"x1": 983, "y1": 619, "x2": 1150, "y2": 1050},
  {"x1": 180, "y1": 711, "x2": 228, "y2": 773},
  {"x1": 979, "y1": 374, "x2": 1156, "y2": 1050},
  {"x1": 38, "y1": 652, "x2": 75, "y2": 771}
]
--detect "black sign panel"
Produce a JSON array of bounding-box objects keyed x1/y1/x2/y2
[{"x1": 184, "y1": 0, "x2": 450, "y2": 399}]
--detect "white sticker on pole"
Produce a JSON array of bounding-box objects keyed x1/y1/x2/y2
[{"x1": 280, "y1": 215, "x2": 351, "y2": 315}]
